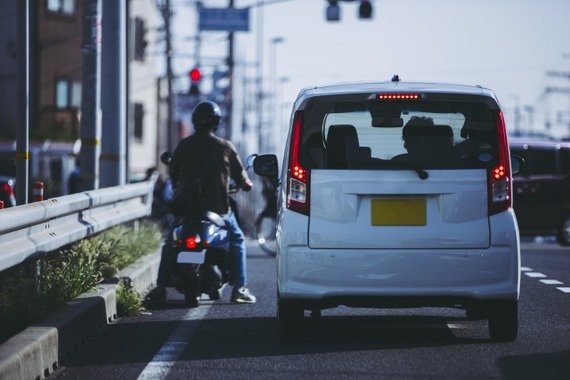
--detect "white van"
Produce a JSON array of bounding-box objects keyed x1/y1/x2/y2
[{"x1": 252, "y1": 78, "x2": 522, "y2": 342}]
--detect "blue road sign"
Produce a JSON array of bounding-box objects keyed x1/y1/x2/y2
[{"x1": 199, "y1": 8, "x2": 250, "y2": 32}]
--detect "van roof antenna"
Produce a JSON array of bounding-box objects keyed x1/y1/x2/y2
[{"x1": 391, "y1": 75, "x2": 401, "y2": 82}]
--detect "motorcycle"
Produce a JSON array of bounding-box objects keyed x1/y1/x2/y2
[{"x1": 159, "y1": 152, "x2": 233, "y2": 308}]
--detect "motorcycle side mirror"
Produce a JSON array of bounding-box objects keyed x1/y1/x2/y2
[
  {"x1": 160, "y1": 151, "x2": 172, "y2": 166},
  {"x1": 252, "y1": 154, "x2": 279, "y2": 178},
  {"x1": 245, "y1": 154, "x2": 258, "y2": 170}
]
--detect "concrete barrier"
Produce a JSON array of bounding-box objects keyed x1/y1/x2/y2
[{"x1": 0, "y1": 248, "x2": 161, "y2": 379}]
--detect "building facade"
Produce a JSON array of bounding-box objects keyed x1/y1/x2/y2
[{"x1": 0, "y1": 0, "x2": 161, "y2": 194}]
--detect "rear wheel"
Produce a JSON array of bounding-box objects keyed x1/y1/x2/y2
[
  {"x1": 277, "y1": 298, "x2": 304, "y2": 342},
  {"x1": 207, "y1": 288, "x2": 221, "y2": 300},
  {"x1": 184, "y1": 293, "x2": 199, "y2": 308},
  {"x1": 488, "y1": 300, "x2": 518, "y2": 342},
  {"x1": 183, "y1": 273, "x2": 201, "y2": 308},
  {"x1": 557, "y1": 214, "x2": 570, "y2": 246}
]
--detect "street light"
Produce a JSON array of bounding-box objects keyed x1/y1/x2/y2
[{"x1": 269, "y1": 36, "x2": 285, "y2": 152}]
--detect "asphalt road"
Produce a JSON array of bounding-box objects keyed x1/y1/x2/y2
[{"x1": 55, "y1": 240, "x2": 570, "y2": 379}]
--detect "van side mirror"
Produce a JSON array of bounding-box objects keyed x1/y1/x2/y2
[
  {"x1": 511, "y1": 154, "x2": 524, "y2": 175},
  {"x1": 252, "y1": 154, "x2": 279, "y2": 178}
]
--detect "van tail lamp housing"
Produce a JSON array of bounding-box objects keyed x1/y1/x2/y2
[
  {"x1": 377, "y1": 93, "x2": 420, "y2": 100},
  {"x1": 488, "y1": 111, "x2": 512, "y2": 216},
  {"x1": 286, "y1": 111, "x2": 310, "y2": 216}
]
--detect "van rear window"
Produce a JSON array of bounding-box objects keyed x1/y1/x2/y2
[{"x1": 299, "y1": 95, "x2": 498, "y2": 170}]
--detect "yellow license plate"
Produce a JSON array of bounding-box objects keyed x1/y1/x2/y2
[{"x1": 371, "y1": 198, "x2": 426, "y2": 226}]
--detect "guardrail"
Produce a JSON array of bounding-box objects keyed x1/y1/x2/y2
[{"x1": 0, "y1": 179, "x2": 155, "y2": 273}]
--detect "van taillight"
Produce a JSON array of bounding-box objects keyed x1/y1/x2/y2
[
  {"x1": 488, "y1": 111, "x2": 512, "y2": 216},
  {"x1": 286, "y1": 111, "x2": 310, "y2": 216}
]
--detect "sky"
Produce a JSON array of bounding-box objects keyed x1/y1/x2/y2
[{"x1": 169, "y1": 0, "x2": 570, "y2": 139}]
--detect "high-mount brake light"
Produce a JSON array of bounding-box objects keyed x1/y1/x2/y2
[
  {"x1": 286, "y1": 111, "x2": 310, "y2": 216},
  {"x1": 377, "y1": 93, "x2": 420, "y2": 100},
  {"x1": 488, "y1": 111, "x2": 512, "y2": 216}
]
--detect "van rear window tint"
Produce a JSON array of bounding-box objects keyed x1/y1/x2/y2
[{"x1": 299, "y1": 95, "x2": 498, "y2": 170}]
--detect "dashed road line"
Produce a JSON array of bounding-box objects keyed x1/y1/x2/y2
[
  {"x1": 540, "y1": 279, "x2": 564, "y2": 285},
  {"x1": 137, "y1": 304, "x2": 211, "y2": 380},
  {"x1": 521, "y1": 267, "x2": 566, "y2": 294},
  {"x1": 524, "y1": 272, "x2": 547, "y2": 278}
]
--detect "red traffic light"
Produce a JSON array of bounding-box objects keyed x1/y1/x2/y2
[{"x1": 189, "y1": 68, "x2": 202, "y2": 82}]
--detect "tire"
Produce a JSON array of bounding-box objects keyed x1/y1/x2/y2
[
  {"x1": 208, "y1": 288, "x2": 221, "y2": 300},
  {"x1": 257, "y1": 216, "x2": 277, "y2": 257},
  {"x1": 488, "y1": 300, "x2": 518, "y2": 342},
  {"x1": 277, "y1": 298, "x2": 304, "y2": 342},
  {"x1": 184, "y1": 273, "x2": 201, "y2": 308},
  {"x1": 185, "y1": 293, "x2": 199, "y2": 308},
  {"x1": 557, "y1": 214, "x2": 570, "y2": 246}
]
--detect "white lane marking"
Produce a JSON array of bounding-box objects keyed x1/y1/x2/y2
[
  {"x1": 520, "y1": 267, "x2": 533, "y2": 272},
  {"x1": 540, "y1": 279, "x2": 564, "y2": 285},
  {"x1": 137, "y1": 304, "x2": 211, "y2": 380},
  {"x1": 524, "y1": 272, "x2": 547, "y2": 278},
  {"x1": 556, "y1": 287, "x2": 570, "y2": 293}
]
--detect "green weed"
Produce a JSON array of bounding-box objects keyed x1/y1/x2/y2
[{"x1": 0, "y1": 219, "x2": 161, "y2": 343}]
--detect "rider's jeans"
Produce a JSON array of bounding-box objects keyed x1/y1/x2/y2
[
  {"x1": 223, "y1": 210, "x2": 247, "y2": 288},
  {"x1": 156, "y1": 210, "x2": 247, "y2": 289}
]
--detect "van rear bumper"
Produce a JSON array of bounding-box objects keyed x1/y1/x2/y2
[{"x1": 278, "y1": 244, "x2": 520, "y2": 303}]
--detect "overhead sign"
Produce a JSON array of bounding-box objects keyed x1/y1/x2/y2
[{"x1": 199, "y1": 7, "x2": 250, "y2": 32}]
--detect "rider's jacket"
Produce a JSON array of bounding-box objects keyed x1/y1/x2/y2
[{"x1": 169, "y1": 130, "x2": 251, "y2": 215}]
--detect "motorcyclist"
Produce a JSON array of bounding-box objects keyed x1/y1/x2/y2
[{"x1": 148, "y1": 101, "x2": 256, "y2": 304}]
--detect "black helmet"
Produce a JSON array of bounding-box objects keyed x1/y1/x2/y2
[{"x1": 192, "y1": 101, "x2": 222, "y2": 131}]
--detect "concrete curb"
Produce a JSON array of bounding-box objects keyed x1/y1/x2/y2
[{"x1": 0, "y1": 248, "x2": 161, "y2": 380}]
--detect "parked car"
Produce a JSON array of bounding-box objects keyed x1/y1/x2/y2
[
  {"x1": 253, "y1": 78, "x2": 522, "y2": 342},
  {"x1": 0, "y1": 175, "x2": 16, "y2": 208},
  {"x1": 510, "y1": 138, "x2": 570, "y2": 245}
]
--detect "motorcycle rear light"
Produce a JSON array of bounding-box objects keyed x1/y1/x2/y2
[{"x1": 185, "y1": 235, "x2": 201, "y2": 250}]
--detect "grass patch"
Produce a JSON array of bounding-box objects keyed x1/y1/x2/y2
[
  {"x1": 116, "y1": 279, "x2": 143, "y2": 317},
  {"x1": 0, "y1": 219, "x2": 161, "y2": 343}
]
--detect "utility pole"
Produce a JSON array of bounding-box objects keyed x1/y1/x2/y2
[
  {"x1": 227, "y1": 0, "x2": 235, "y2": 141},
  {"x1": 80, "y1": 0, "x2": 103, "y2": 191},
  {"x1": 256, "y1": 2, "x2": 264, "y2": 152},
  {"x1": 16, "y1": 0, "x2": 30, "y2": 204},
  {"x1": 161, "y1": 0, "x2": 174, "y2": 151},
  {"x1": 101, "y1": 0, "x2": 127, "y2": 187}
]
